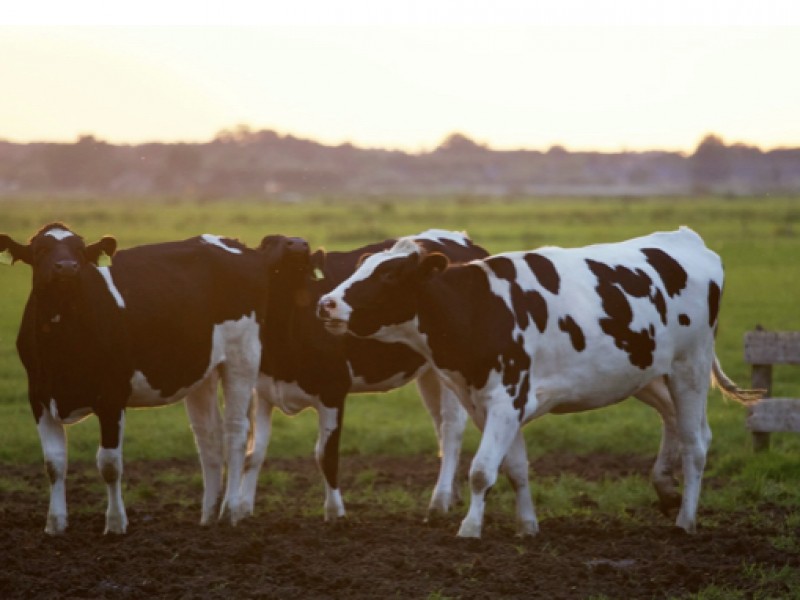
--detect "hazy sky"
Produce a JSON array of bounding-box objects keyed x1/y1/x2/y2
[{"x1": 3, "y1": 1, "x2": 800, "y2": 152}]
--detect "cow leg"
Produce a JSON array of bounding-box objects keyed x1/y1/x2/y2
[
  {"x1": 416, "y1": 369, "x2": 467, "y2": 516},
  {"x1": 185, "y1": 372, "x2": 224, "y2": 525},
  {"x1": 218, "y1": 367, "x2": 258, "y2": 526},
  {"x1": 96, "y1": 409, "x2": 127, "y2": 534},
  {"x1": 666, "y1": 351, "x2": 713, "y2": 533},
  {"x1": 316, "y1": 404, "x2": 346, "y2": 521},
  {"x1": 458, "y1": 403, "x2": 520, "y2": 538},
  {"x1": 36, "y1": 407, "x2": 69, "y2": 535},
  {"x1": 634, "y1": 377, "x2": 682, "y2": 514},
  {"x1": 240, "y1": 390, "x2": 271, "y2": 517},
  {"x1": 501, "y1": 430, "x2": 538, "y2": 536}
]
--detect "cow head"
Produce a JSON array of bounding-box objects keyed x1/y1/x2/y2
[
  {"x1": 0, "y1": 222, "x2": 116, "y2": 292},
  {"x1": 257, "y1": 234, "x2": 313, "y2": 306},
  {"x1": 317, "y1": 239, "x2": 448, "y2": 337}
]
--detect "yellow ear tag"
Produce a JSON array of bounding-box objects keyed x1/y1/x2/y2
[
  {"x1": 98, "y1": 254, "x2": 112, "y2": 267},
  {"x1": 312, "y1": 267, "x2": 325, "y2": 281},
  {"x1": 0, "y1": 249, "x2": 13, "y2": 266}
]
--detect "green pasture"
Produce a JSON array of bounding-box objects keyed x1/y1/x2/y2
[{"x1": 1, "y1": 195, "x2": 799, "y2": 532}]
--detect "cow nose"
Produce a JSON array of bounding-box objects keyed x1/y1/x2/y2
[
  {"x1": 53, "y1": 260, "x2": 79, "y2": 277},
  {"x1": 318, "y1": 297, "x2": 336, "y2": 319},
  {"x1": 287, "y1": 237, "x2": 309, "y2": 253}
]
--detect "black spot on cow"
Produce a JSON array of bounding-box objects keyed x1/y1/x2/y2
[
  {"x1": 679, "y1": 314, "x2": 691, "y2": 327},
  {"x1": 708, "y1": 281, "x2": 721, "y2": 327},
  {"x1": 487, "y1": 256, "x2": 516, "y2": 282},
  {"x1": 558, "y1": 315, "x2": 586, "y2": 352},
  {"x1": 514, "y1": 371, "x2": 531, "y2": 422},
  {"x1": 523, "y1": 253, "x2": 560, "y2": 294},
  {"x1": 586, "y1": 259, "x2": 656, "y2": 369},
  {"x1": 652, "y1": 288, "x2": 667, "y2": 325},
  {"x1": 642, "y1": 248, "x2": 688, "y2": 298},
  {"x1": 487, "y1": 257, "x2": 548, "y2": 333}
]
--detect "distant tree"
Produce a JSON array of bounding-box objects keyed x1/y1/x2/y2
[
  {"x1": 435, "y1": 132, "x2": 487, "y2": 153},
  {"x1": 690, "y1": 133, "x2": 731, "y2": 193},
  {"x1": 39, "y1": 135, "x2": 117, "y2": 189}
]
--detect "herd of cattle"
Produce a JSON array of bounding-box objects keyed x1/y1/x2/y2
[{"x1": 0, "y1": 222, "x2": 761, "y2": 538}]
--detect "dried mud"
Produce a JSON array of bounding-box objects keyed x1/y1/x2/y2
[{"x1": 1, "y1": 453, "x2": 797, "y2": 599}]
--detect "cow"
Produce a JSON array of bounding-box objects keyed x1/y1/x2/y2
[
  {"x1": 0, "y1": 223, "x2": 310, "y2": 534},
  {"x1": 237, "y1": 230, "x2": 489, "y2": 521},
  {"x1": 317, "y1": 227, "x2": 762, "y2": 537}
]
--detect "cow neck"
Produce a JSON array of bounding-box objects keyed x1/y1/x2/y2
[
  {"x1": 262, "y1": 273, "x2": 315, "y2": 373},
  {"x1": 416, "y1": 263, "x2": 483, "y2": 370}
]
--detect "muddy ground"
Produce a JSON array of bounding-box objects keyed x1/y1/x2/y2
[{"x1": 1, "y1": 453, "x2": 797, "y2": 599}]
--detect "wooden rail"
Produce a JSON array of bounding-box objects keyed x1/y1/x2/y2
[{"x1": 743, "y1": 330, "x2": 800, "y2": 451}]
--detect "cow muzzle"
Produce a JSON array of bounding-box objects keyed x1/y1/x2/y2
[
  {"x1": 317, "y1": 296, "x2": 349, "y2": 335},
  {"x1": 53, "y1": 260, "x2": 80, "y2": 280}
]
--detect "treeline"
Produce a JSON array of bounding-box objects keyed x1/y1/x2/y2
[{"x1": 1, "y1": 128, "x2": 799, "y2": 199}]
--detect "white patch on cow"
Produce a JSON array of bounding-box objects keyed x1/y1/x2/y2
[
  {"x1": 97, "y1": 267, "x2": 126, "y2": 309},
  {"x1": 129, "y1": 312, "x2": 260, "y2": 408},
  {"x1": 257, "y1": 376, "x2": 320, "y2": 415},
  {"x1": 44, "y1": 228, "x2": 74, "y2": 241},
  {"x1": 415, "y1": 229, "x2": 471, "y2": 247},
  {"x1": 37, "y1": 407, "x2": 68, "y2": 534},
  {"x1": 201, "y1": 234, "x2": 242, "y2": 254}
]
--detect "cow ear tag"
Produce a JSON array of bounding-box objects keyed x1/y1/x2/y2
[
  {"x1": 98, "y1": 254, "x2": 112, "y2": 267},
  {"x1": 312, "y1": 267, "x2": 325, "y2": 281},
  {"x1": 0, "y1": 249, "x2": 13, "y2": 266}
]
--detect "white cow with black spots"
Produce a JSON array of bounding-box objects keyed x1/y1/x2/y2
[{"x1": 318, "y1": 227, "x2": 761, "y2": 537}]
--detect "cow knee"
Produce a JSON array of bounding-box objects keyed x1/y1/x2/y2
[
  {"x1": 469, "y1": 467, "x2": 495, "y2": 495},
  {"x1": 97, "y1": 448, "x2": 122, "y2": 483},
  {"x1": 45, "y1": 458, "x2": 66, "y2": 485}
]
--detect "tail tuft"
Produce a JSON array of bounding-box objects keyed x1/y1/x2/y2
[{"x1": 711, "y1": 356, "x2": 765, "y2": 405}]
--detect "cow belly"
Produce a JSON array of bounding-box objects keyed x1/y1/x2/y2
[
  {"x1": 128, "y1": 313, "x2": 260, "y2": 408},
  {"x1": 258, "y1": 376, "x2": 320, "y2": 415},
  {"x1": 349, "y1": 369, "x2": 420, "y2": 393}
]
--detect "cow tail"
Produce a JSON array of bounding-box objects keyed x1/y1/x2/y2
[{"x1": 710, "y1": 355, "x2": 765, "y2": 404}]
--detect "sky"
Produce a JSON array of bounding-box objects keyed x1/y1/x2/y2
[{"x1": 2, "y1": 0, "x2": 800, "y2": 153}]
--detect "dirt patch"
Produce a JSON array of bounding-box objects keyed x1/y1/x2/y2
[{"x1": 1, "y1": 454, "x2": 797, "y2": 599}]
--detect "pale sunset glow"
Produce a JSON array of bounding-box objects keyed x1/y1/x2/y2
[{"x1": 2, "y1": 0, "x2": 800, "y2": 152}]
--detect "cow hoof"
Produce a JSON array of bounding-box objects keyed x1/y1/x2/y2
[
  {"x1": 516, "y1": 519, "x2": 539, "y2": 537},
  {"x1": 456, "y1": 520, "x2": 482, "y2": 539},
  {"x1": 45, "y1": 514, "x2": 67, "y2": 536},
  {"x1": 428, "y1": 493, "x2": 453, "y2": 516},
  {"x1": 104, "y1": 516, "x2": 128, "y2": 535}
]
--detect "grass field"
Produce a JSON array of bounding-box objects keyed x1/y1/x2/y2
[{"x1": 1, "y1": 195, "x2": 799, "y2": 526}]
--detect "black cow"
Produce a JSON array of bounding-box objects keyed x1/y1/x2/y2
[
  {"x1": 237, "y1": 229, "x2": 489, "y2": 521},
  {"x1": 319, "y1": 228, "x2": 762, "y2": 537},
  {"x1": 0, "y1": 223, "x2": 308, "y2": 534}
]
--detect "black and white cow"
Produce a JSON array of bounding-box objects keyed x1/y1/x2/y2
[
  {"x1": 0, "y1": 223, "x2": 309, "y2": 534},
  {"x1": 238, "y1": 230, "x2": 489, "y2": 521},
  {"x1": 318, "y1": 227, "x2": 761, "y2": 537}
]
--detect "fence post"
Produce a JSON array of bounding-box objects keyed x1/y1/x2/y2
[{"x1": 750, "y1": 364, "x2": 773, "y2": 452}]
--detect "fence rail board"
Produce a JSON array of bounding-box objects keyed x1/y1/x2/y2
[{"x1": 743, "y1": 330, "x2": 800, "y2": 451}]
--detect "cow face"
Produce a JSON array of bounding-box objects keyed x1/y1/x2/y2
[
  {"x1": 258, "y1": 235, "x2": 313, "y2": 304},
  {"x1": 0, "y1": 223, "x2": 116, "y2": 292},
  {"x1": 318, "y1": 241, "x2": 448, "y2": 337}
]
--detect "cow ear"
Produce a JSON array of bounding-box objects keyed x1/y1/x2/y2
[
  {"x1": 418, "y1": 253, "x2": 449, "y2": 279},
  {"x1": 356, "y1": 252, "x2": 374, "y2": 268},
  {"x1": 85, "y1": 236, "x2": 117, "y2": 264},
  {"x1": 0, "y1": 234, "x2": 32, "y2": 265}
]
